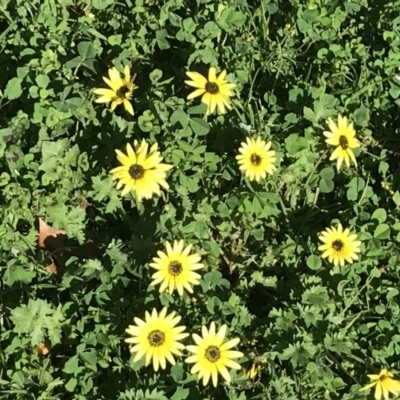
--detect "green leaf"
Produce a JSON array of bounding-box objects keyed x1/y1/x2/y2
[
  {"x1": 35, "y1": 74, "x2": 50, "y2": 89},
  {"x1": 319, "y1": 167, "x2": 334, "y2": 180},
  {"x1": 319, "y1": 178, "x2": 334, "y2": 193},
  {"x1": 371, "y1": 208, "x2": 387, "y2": 223},
  {"x1": 307, "y1": 255, "x2": 322, "y2": 270},
  {"x1": 149, "y1": 69, "x2": 163, "y2": 83},
  {"x1": 353, "y1": 104, "x2": 370, "y2": 127},
  {"x1": 4, "y1": 77, "x2": 23, "y2": 99},
  {"x1": 10, "y1": 299, "x2": 64, "y2": 346},
  {"x1": 77, "y1": 41, "x2": 96, "y2": 59},
  {"x1": 171, "y1": 387, "x2": 190, "y2": 400},
  {"x1": 190, "y1": 117, "x2": 210, "y2": 136},
  {"x1": 65, "y1": 378, "x2": 77, "y2": 392},
  {"x1": 374, "y1": 223, "x2": 390, "y2": 240},
  {"x1": 170, "y1": 109, "x2": 190, "y2": 129},
  {"x1": 170, "y1": 363, "x2": 184, "y2": 383}
]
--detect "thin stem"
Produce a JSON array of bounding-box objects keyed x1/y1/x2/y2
[{"x1": 304, "y1": 150, "x2": 328, "y2": 189}]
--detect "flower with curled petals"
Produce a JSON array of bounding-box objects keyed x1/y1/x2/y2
[
  {"x1": 323, "y1": 114, "x2": 360, "y2": 170},
  {"x1": 185, "y1": 322, "x2": 243, "y2": 387},
  {"x1": 125, "y1": 307, "x2": 189, "y2": 372},
  {"x1": 360, "y1": 368, "x2": 400, "y2": 400},
  {"x1": 149, "y1": 240, "x2": 204, "y2": 296},
  {"x1": 185, "y1": 67, "x2": 235, "y2": 115},
  {"x1": 93, "y1": 66, "x2": 137, "y2": 115}
]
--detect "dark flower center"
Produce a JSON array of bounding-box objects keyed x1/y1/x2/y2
[
  {"x1": 168, "y1": 261, "x2": 183, "y2": 276},
  {"x1": 332, "y1": 239, "x2": 344, "y2": 251},
  {"x1": 116, "y1": 85, "x2": 130, "y2": 98},
  {"x1": 129, "y1": 164, "x2": 145, "y2": 180},
  {"x1": 339, "y1": 135, "x2": 349, "y2": 150},
  {"x1": 205, "y1": 346, "x2": 221, "y2": 363},
  {"x1": 148, "y1": 330, "x2": 165, "y2": 347},
  {"x1": 251, "y1": 153, "x2": 262, "y2": 166},
  {"x1": 205, "y1": 82, "x2": 219, "y2": 94}
]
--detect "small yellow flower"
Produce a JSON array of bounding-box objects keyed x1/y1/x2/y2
[
  {"x1": 125, "y1": 307, "x2": 189, "y2": 372},
  {"x1": 323, "y1": 114, "x2": 360, "y2": 170},
  {"x1": 93, "y1": 66, "x2": 137, "y2": 115},
  {"x1": 185, "y1": 322, "x2": 243, "y2": 387},
  {"x1": 318, "y1": 223, "x2": 361, "y2": 267},
  {"x1": 247, "y1": 361, "x2": 262, "y2": 380},
  {"x1": 236, "y1": 137, "x2": 276, "y2": 181},
  {"x1": 185, "y1": 67, "x2": 235, "y2": 115},
  {"x1": 110, "y1": 139, "x2": 173, "y2": 201},
  {"x1": 149, "y1": 240, "x2": 204, "y2": 296},
  {"x1": 360, "y1": 369, "x2": 400, "y2": 400}
]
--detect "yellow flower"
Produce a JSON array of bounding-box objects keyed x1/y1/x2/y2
[
  {"x1": 149, "y1": 240, "x2": 204, "y2": 296},
  {"x1": 185, "y1": 67, "x2": 235, "y2": 115},
  {"x1": 323, "y1": 114, "x2": 360, "y2": 170},
  {"x1": 93, "y1": 66, "x2": 137, "y2": 115},
  {"x1": 125, "y1": 307, "x2": 189, "y2": 372},
  {"x1": 360, "y1": 369, "x2": 400, "y2": 400},
  {"x1": 185, "y1": 322, "x2": 243, "y2": 387},
  {"x1": 110, "y1": 139, "x2": 173, "y2": 201},
  {"x1": 236, "y1": 137, "x2": 276, "y2": 181},
  {"x1": 318, "y1": 223, "x2": 361, "y2": 267},
  {"x1": 247, "y1": 361, "x2": 262, "y2": 380}
]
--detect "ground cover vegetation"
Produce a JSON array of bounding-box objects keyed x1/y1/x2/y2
[{"x1": 2, "y1": 0, "x2": 400, "y2": 399}]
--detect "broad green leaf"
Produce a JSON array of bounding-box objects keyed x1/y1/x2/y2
[
  {"x1": 4, "y1": 77, "x2": 23, "y2": 99},
  {"x1": 77, "y1": 41, "x2": 96, "y2": 59},
  {"x1": 319, "y1": 178, "x2": 334, "y2": 193},
  {"x1": 190, "y1": 117, "x2": 210, "y2": 136},
  {"x1": 170, "y1": 109, "x2": 189, "y2": 129},
  {"x1": 307, "y1": 255, "x2": 322, "y2": 270},
  {"x1": 374, "y1": 223, "x2": 390, "y2": 240}
]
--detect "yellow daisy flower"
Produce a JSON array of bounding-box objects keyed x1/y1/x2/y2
[
  {"x1": 185, "y1": 67, "x2": 236, "y2": 115},
  {"x1": 149, "y1": 240, "x2": 204, "y2": 296},
  {"x1": 360, "y1": 369, "x2": 400, "y2": 400},
  {"x1": 318, "y1": 223, "x2": 361, "y2": 267},
  {"x1": 185, "y1": 322, "x2": 243, "y2": 387},
  {"x1": 93, "y1": 66, "x2": 137, "y2": 115},
  {"x1": 236, "y1": 137, "x2": 276, "y2": 181},
  {"x1": 110, "y1": 139, "x2": 173, "y2": 201},
  {"x1": 125, "y1": 307, "x2": 189, "y2": 372},
  {"x1": 323, "y1": 114, "x2": 360, "y2": 170}
]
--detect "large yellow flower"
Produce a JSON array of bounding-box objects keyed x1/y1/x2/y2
[
  {"x1": 185, "y1": 67, "x2": 235, "y2": 115},
  {"x1": 185, "y1": 322, "x2": 243, "y2": 387},
  {"x1": 318, "y1": 223, "x2": 361, "y2": 267},
  {"x1": 110, "y1": 139, "x2": 173, "y2": 201},
  {"x1": 236, "y1": 137, "x2": 276, "y2": 181},
  {"x1": 125, "y1": 307, "x2": 189, "y2": 372},
  {"x1": 323, "y1": 114, "x2": 360, "y2": 170},
  {"x1": 93, "y1": 66, "x2": 137, "y2": 115},
  {"x1": 360, "y1": 369, "x2": 400, "y2": 400},
  {"x1": 149, "y1": 240, "x2": 204, "y2": 296}
]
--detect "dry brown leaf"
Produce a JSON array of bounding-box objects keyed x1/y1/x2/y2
[
  {"x1": 45, "y1": 262, "x2": 58, "y2": 274},
  {"x1": 37, "y1": 218, "x2": 67, "y2": 249},
  {"x1": 36, "y1": 218, "x2": 103, "y2": 277}
]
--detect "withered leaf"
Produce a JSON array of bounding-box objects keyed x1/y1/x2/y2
[{"x1": 36, "y1": 218, "x2": 103, "y2": 277}]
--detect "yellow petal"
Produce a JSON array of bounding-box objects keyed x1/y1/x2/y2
[
  {"x1": 208, "y1": 67, "x2": 217, "y2": 83},
  {"x1": 187, "y1": 88, "x2": 206, "y2": 100}
]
